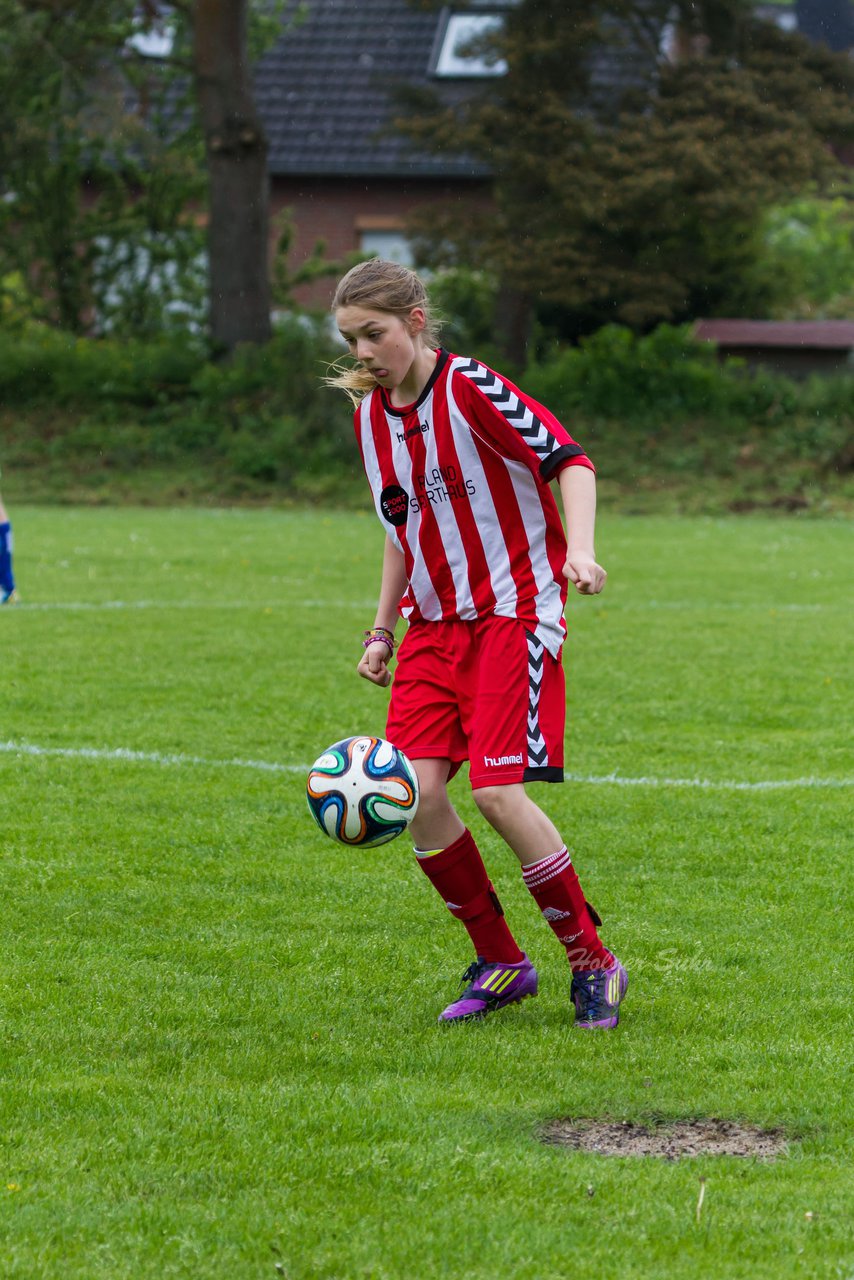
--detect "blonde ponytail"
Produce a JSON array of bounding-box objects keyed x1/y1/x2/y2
[{"x1": 322, "y1": 359, "x2": 381, "y2": 408}]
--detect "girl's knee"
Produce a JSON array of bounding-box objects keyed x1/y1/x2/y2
[
  {"x1": 409, "y1": 761, "x2": 464, "y2": 849},
  {"x1": 410, "y1": 761, "x2": 454, "y2": 819},
  {"x1": 472, "y1": 784, "x2": 521, "y2": 825},
  {"x1": 412, "y1": 759, "x2": 451, "y2": 801},
  {"x1": 415, "y1": 787, "x2": 450, "y2": 821}
]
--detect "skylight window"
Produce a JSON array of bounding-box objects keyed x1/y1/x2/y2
[
  {"x1": 432, "y1": 12, "x2": 507, "y2": 78},
  {"x1": 127, "y1": 13, "x2": 175, "y2": 58},
  {"x1": 771, "y1": 10, "x2": 798, "y2": 32}
]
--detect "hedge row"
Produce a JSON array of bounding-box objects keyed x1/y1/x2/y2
[{"x1": 1, "y1": 320, "x2": 851, "y2": 500}]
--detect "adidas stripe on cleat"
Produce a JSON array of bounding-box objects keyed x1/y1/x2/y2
[
  {"x1": 438, "y1": 954, "x2": 538, "y2": 1023},
  {"x1": 571, "y1": 958, "x2": 628, "y2": 1029}
]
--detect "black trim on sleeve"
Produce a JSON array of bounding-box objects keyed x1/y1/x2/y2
[
  {"x1": 539, "y1": 444, "x2": 587, "y2": 482},
  {"x1": 522, "y1": 766, "x2": 565, "y2": 784}
]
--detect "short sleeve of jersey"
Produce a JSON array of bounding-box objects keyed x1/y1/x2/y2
[{"x1": 451, "y1": 357, "x2": 594, "y2": 481}]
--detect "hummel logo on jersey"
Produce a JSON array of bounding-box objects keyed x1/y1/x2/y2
[
  {"x1": 483, "y1": 752, "x2": 524, "y2": 767},
  {"x1": 396, "y1": 421, "x2": 429, "y2": 443},
  {"x1": 541, "y1": 906, "x2": 572, "y2": 922}
]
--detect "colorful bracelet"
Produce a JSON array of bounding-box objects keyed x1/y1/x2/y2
[{"x1": 363, "y1": 627, "x2": 395, "y2": 651}]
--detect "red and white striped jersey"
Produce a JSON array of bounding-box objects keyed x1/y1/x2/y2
[{"x1": 355, "y1": 349, "x2": 594, "y2": 657}]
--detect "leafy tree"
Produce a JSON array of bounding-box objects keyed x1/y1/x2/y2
[
  {"x1": 0, "y1": 1, "x2": 205, "y2": 335},
  {"x1": 271, "y1": 209, "x2": 366, "y2": 312},
  {"x1": 0, "y1": 1, "x2": 285, "y2": 349},
  {"x1": 398, "y1": 0, "x2": 854, "y2": 357},
  {"x1": 745, "y1": 185, "x2": 854, "y2": 318}
]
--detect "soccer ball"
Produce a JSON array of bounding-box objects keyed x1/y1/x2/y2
[{"x1": 306, "y1": 736, "x2": 420, "y2": 847}]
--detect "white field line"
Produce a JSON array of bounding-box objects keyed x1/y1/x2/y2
[
  {"x1": 14, "y1": 601, "x2": 258, "y2": 611},
  {"x1": 563, "y1": 772, "x2": 853, "y2": 791},
  {"x1": 613, "y1": 601, "x2": 830, "y2": 613},
  {"x1": 0, "y1": 740, "x2": 304, "y2": 774},
  {"x1": 0, "y1": 740, "x2": 851, "y2": 791},
  {"x1": 6, "y1": 599, "x2": 841, "y2": 614},
  {"x1": 10, "y1": 599, "x2": 376, "y2": 612}
]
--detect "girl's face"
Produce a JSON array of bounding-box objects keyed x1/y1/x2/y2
[{"x1": 336, "y1": 305, "x2": 426, "y2": 392}]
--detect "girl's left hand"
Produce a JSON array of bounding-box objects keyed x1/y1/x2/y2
[
  {"x1": 357, "y1": 640, "x2": 393, "y2": 686},
  {"x1": 564, "y1": 552, "x2": 607, "y2": 595}
]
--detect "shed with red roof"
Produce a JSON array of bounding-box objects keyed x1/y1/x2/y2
[{"x1": 693, "y1": 320, "x2": 854, "y2": 377}]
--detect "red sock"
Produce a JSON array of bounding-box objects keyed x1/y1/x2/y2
[
  {"x1": 521, "y1": 847, "x2": 613, "y2": 973},
  {"x1": 415, "y1": 830, "x2": 525, "y2": 964}
]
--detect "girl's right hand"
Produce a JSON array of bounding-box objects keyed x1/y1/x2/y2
[{"x1": 357, "y1": 641, "x2": 392, "y2": 687}]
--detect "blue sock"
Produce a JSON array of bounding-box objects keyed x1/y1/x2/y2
[{"x1": 0, "y1": 522, "x2": 15, "y2": 594}]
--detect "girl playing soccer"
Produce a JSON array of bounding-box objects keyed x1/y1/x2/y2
[{"x1": 328, "y1": 259, "x2": 627, "y2": 1028}]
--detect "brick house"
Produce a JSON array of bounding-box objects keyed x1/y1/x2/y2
[
  {"x1": 253, "y1": 0, "x2": 854, "y2": 308},
  {"x1": 253, "y1": 0, "x2": 655, "y2": 306},
  {"x1": 254, "y1": 0, "x2": 494, "y2": 306}
]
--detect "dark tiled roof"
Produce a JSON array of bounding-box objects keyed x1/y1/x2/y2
[
  {"x1": 694, "y1": 320, "x2": 854, "y2": 348},
  {"x1": 254, "y1": 0, "x2": 489, "y2": 178},
  {"x1": 253, "y1": 0, "x2": 656, "y2": 179},
  {"x1": 795, "y1": 0, "x2": 854, "y2": 52}
]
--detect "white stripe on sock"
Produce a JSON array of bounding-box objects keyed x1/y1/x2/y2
[{"x1": 522, "y1": 847, "x2": 571, "y2": 888}]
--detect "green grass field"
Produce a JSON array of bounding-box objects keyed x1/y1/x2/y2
[{"x1": 1, "y1": 506, "x2": 852, "y2": 1280}]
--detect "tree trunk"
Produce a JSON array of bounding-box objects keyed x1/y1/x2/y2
[
  {"x1": 192, "y1": 0, "x2": 272, "y2": 351},
  {"x1": 494, "y1": 282, "x2": 533, "y2": 368}
]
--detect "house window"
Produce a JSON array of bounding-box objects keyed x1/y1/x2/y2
[
  {"x1": 127, "y1": 12, "x2": 175, "y2": 58},
  {"x1": 772, "y1": 11, "x2": 798, "y2": 33},
  {"x1": 432, "y1": 11, "x2": 508, "y2": 78},
  {"x1": 755, "y1": 3, "x2": 798, "y2": 34},
  {"x1": 93, "y1": 234, "x2": 207, "y2": 334},
  {"x1": 658, "y1": 17, "x2": 679, "y2": 63},
  {"x1": 358, "y1": 227, "x2": 414, "y2": 267}
]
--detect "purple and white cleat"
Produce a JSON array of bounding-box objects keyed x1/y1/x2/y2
[
  {"x1": 438, "y1": 954, "x2": 538, "y2": 1023},
  {"x1": 571, "y1": 957, "x2": 628, "y2": 1028}
]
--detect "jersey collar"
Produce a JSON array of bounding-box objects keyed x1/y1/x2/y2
[{"x1": 380, "y1": 348, "x2": 450, "y2": 417}]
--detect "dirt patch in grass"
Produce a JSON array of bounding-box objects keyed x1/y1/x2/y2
[{"x1": 539, "y1": 1118, "x2": 789, "y2": 1160}]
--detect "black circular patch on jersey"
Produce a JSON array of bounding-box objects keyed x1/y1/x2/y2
[{"x1": 380, "y1": 484, "x2": 409, "y2": 527}]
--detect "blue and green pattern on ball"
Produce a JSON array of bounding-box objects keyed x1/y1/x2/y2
[{"x1": 306, "y1": 736, "x2": 419, "y2": 847}]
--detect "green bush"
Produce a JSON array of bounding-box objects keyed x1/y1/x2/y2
[
  {"x1": 525, "y1": 324, "x2": 736, "y2": 423},
  {"x1": 0, "y1": 325, "x2": 207, "y2": 406},
  {"x1": 747, "y1": 192, "x2": 854, "y2": 320},
  {"x1": 0, "y1": 316, "x2": 362, "y2": 497},
  {"x1": 429, "y1": 267, "x2": 499, "y2": 354},
  {"x1": 524, "y1": 323, "x2": 852, "y2": 437},
  {"x1": 1, "y1": 317, "x2": 851, "y2": 508}
]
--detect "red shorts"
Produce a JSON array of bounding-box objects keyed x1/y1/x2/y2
[{"x1": 386, "y1": 617, "x2": 565, "y2": 789}]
